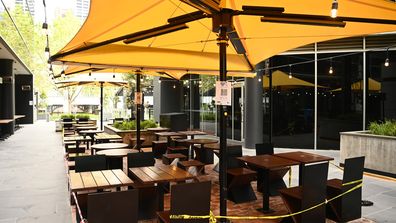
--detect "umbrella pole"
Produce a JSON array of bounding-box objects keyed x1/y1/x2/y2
[
  {"x1": 136, "y1": 72, "x2": 141, "y2": 151},
  {"x1": 218, "y1": 25, "x2": 228, "y2": 222},
  {"x1": 100, "y1": 82, "x2": 103, "y2": 130}
]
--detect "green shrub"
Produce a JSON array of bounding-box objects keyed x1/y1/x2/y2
[
  {"x1": 60, "y1": 114, "x2": 75, "y2": 120},
  {"x1": 113, "y1": 120, "x2": 157, "y2": 130},
  {"x1": 76, "y1": 114, "x2": 90, "y2": 120},
  {"x1": 369, "y1": 120, "x2": 396, "y2": 137},
  {"x1": 200, "y1": 112, "x2": 216, "y2": 121}
]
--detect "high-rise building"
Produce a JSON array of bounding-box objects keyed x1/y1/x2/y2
[
  {"x1": 15, "y1": 0, "x2": 35, "y2": 16},
  {"x1": 75, "y1": 0, "x2": 89, "y2": 20}
]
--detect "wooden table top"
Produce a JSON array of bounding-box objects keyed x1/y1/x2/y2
[
  {"x1": 73, "y1": 123, "x2": 95, "y2": 128},
  {"x1": 238, "y1": 155, "x2": 299, "y2": 169},
  {"x1": 96, "y1": 149, "x2": 138, "y2": 157},
  {"x1": 147, "y1": 127, "x2": 170, "y2": 132},
  {"x1": 204, "y1": 143, "x2": 240, "y2": 150},
  {"x1": 178, "y1": 130, "x2": 207, "y2": 136},
  {"x1": 91, "y1": 143, "x2": 129, "y2": 150},
  {"x1": 154, "y1": 131, "x2": 184, "y2": 137},
  {"x1": 64, "y1": 136, "x2": 92, "y2": 142},
  {"x1": 129, "y1": 165, "x2": 195, "y2": 184},
  {"x1": 76, "y1": 126, "x2": 98, "y2": 130},
  {"x1": 79, "y1": 130, "x2": 103, "y2": 134},
  {"x1": 69, "y1": 169, "x2": 134, "y2": 192},
  {"x1": 274, "y1": 151, "x2": 334, "y2": 164},
  {"x1": 94, "y1": 133, "x2": 122, "y2": 140},
  {"x1": 0, "y1": 119, "x2": 13, "y2": 124},
  {"x1": 186, "y1": 138, "x2": 218, "y2": 145},
  {"x1": 14, "y1": 115, "x2": 25, "y2": 119}
]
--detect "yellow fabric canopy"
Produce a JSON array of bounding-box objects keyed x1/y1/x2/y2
[
  {"x1": 332, "y1": 78, "x2": 381, "y2": 92},
  {"x1": 55, "y1": 76, "x2": 127, "y2": 88},
  {"x1": 51, "y1": 0, "x2": 396, "y2": 73}
]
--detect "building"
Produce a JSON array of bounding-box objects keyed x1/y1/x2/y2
[
  {"x1": 74, "y1": 0, "x2": 89, "y2": 20},
  {"x1": 15, "y1": 0, "x2": 35, "y2": 16}
]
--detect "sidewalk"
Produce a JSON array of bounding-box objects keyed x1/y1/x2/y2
[{"x1": 0, "y1": 121, "x2": 71, "y2": 223}]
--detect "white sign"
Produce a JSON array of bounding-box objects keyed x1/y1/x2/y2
[
  {"x1": 215, "y1": 81, "x2": 231, "y2": 106},
  {"x1": 135, "y1": 92, "x2": 142, "y2": 105}
]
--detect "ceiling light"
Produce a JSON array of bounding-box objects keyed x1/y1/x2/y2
[
  {"x1": 384, "y1": 58, "x2": 390, "y2": 67},
  {"x1": 331, "y1": 0, "x2": 338, "y2": 18}
]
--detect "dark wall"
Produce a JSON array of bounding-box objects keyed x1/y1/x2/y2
[
  {"x1": 160, "y1": 80, "x2": 183, "y2": 113},
  {"x1": 15, "y1": 74, "x2": 34, "y2": 124},
  {"x1": 0, "y1": 59, "x2": 15, "y2": 135}
]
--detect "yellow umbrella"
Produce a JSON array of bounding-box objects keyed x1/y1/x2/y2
[
  {"x1": 263, "y1": 70, "x2": 327, "y2": 89},
  {"x1": 331, "y1": 78, "x2": 381, "y2": 92}
]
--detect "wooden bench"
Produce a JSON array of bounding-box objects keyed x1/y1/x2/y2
[
  {"x1": 67, "y1": 153, "x2": 89, "y2": 161},
  {"x1": 227, "y1": 167, "x2": 257, "y2": 203},
  {"x1": 167, "y1": 146, "x2": 189, "y2": 157},
  {"x1": 162, "y1": 153, "x2": 187, "y2": 165},
  {"x1": 67, "y1": 161, "x2": 75, "y2": 171},
  {"x1": 152, "y1": 140, "x2": 167, "y2": 158},
  {"x1": 178, "y1": 160, "x2": 206, "y2": 175}
]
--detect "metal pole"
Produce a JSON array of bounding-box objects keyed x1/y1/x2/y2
[
  {"x1": 218, "y1": 25, "x2": 228, "y2": 222},
  {"x1": 314, "y1": 43, "x2": 318, "y2": 150},
  {"x1": 269, "y1": 61, "x2": 273, "y2": 144},
  {"x1": 363, "y1": 37, "x2": 366, "y2": 130},
  {"x1": 100, "y1": 82, "x2": 104, "y2": 130},
  {"x1": 136, "y1": 72, "x2": 141, "y2": 151}
]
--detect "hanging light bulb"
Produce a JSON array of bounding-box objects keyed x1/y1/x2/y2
[
  {"x1": 258, "y1": 77, "x2": 262, "y2": 82},
  {"x1": 173, "y1": 84, "x2": 176, "y2": 89},
  {"x1": 44, "y1": 46, "x2": 50, "y2": 58},
  {"x1": 384, "y1": 49, "x2": 390, "y2": 67},
  {"x1": 329, "y1": 66, "x2": 334, "y2": 74},
  {"x1": 289, "y1": 65, "x2": 292, "y2": 79},
  {"x1": 331, "y1": 0, "x2": 338, "y2": 18},
  {"x1": 42, "y1": 22, "x2": 49, "y2": 35},
  {"x1": 158, "y1": 79, "x2": 161, "y2": 83}
]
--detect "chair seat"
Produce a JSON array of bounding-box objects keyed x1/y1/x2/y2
[
  {"x1": 162, "y1": 153, "x2": 187, "y2": 165},
  {"x1": 327, "y1": 178, "x2": 342, "y2": 189},
  {"x1": 278, "y1": 186, "x2": 303, "y2": 199},
  {"x1": 179, "y1": 160, "x2": 205, "y2": 168}
]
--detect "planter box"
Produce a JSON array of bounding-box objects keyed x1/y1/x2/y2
[
  {"x1": 55, "y1": 119, "x2": 97, "y2": 132},
  {"x1": 340, "y1": 131, "x2": 396, "y2": 176},
  {"x1": 104, "y1": 124, "x2": 156, "y2": 147}
]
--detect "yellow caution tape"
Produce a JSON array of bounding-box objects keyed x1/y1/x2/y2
[
  {"x1": 342, "y1": 179, "x2": 363, "y2": 186},
  {"x1": 170, "y1": 181, "x2": 363, "y2": 223}
]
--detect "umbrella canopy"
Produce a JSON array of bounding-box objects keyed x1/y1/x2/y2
[
  {"x1": 50, "y1": 0, "x2": 396, "y2": 72},
  {"x1": 56, "y1": 76, "x2": 127, "y2": 130},
  {"x1": 263, "y1": 70, "x2": 327, "y2": 89},
  {"x1": 331, "y1": 78, "x2": 381, "y2": 92}
]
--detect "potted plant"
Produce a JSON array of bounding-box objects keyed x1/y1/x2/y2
[
  {"x1": 340, "y1": 120, "x2": 396, "y2": 176},
  {"x1": 105, "y1": 120, "x2": 158, "y2": 147}
]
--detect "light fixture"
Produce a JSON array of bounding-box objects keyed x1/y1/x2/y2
[
  {"x1": 113, "y1": 74, "x2": 115, "y2": 78},
  {"x1": 331, "y1": 0, "x2": 338, "y2": 18},
  {"x1": 173, "y1": 84, "x2": 176, "y2": 89},
  {"x1": 158, "y1": 80, "x2": 162, "y2": 83},
  {"x1": 88, "y1": 72, "x2": 91, "y2": 76},
  {"x1": 258, "y1": 77, "x2": 262, "y2": 82},
  {"x1": 42, "y1": 22, "x2": 48, "y2": 35},
  {"x1": 289, "y1": 65, "x2": 292, "y2": 79},
  {"x1": 44, "y1": 46, "x2": 50, "y2": 58},
  {"x1": 329, "y1": 58, "x2": 334, "y2": 74},
  {"x1": 385, "y1": 49, "x2": 390, "y2": 67},
  {"x1": 61, "y1": 70, "x2": 65, "y2": 78}
]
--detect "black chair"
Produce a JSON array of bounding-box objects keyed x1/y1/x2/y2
[
  {"x1": 255, "y1": 143, "x2": 289, "y2": 195},
  {"x1": 326, "y1": 156, "x2": 365, "y2": 222},
  {"x1": 75, "y1": 155, "x2": 107, "y2": 172},
  {"x1": 279, "y1": 162, "x2": 329, "y2": 223},
  {"x1": 76, "y1": 190, "x2": 139, "y2": 223},
  {"x1": 226, "y1": 146, "x2": 257, "y2": 203},
  {"x1": 127, "y1": 152, "x2": 158, "y2": 220},
  {"x1": 157, "y1": 181, "x2": 211, "y2": 223}
]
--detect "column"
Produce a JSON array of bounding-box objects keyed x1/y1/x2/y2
[{"x1": 0, "y1": 59, "x2": 15, "y2": 135}]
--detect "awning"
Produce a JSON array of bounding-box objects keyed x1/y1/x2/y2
[
  {"x1": 51, "y1": 0, "x2": 396, "y2": 73},
  {"x1": 332, "y1": 78, "x2": 381, "y2": 92}
]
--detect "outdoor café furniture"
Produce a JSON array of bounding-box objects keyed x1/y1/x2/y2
[
  {"x1": 94, "y1": 133, "x2": 123, "y2": 144},
  {"x1": 255, "y1": 143, "x2": 290, "y2": 195},
  {"x1": 186, "y1": 138, "x2": 218, "y2": 164},
  {"x1": 91, "y1": 142, "x2": 129, "y2": 155},
  {"x1": 167, "y1": 146, "x2": 189, "y2": 157},
  {"x1": 274, "y1": 151, "x2": 334, "y2": 186},
  {"x1": 178, "y1": 130, "x2": 207, "y2": 157},
  {"x1": 226, "y1": 145, "x2": 257, "y2": 203},
  {"x1": 82, "y1": 189, "x2": 139, "y2": 223},
  {"x1": 152, "y1": 140, "x2": 167, "y2": 158},
  {"x1": 128, "y1": 165, "x2": 195, "y2": 211},
  {"x1": 75, "y1": 155, "x2": 107, "y2": 173},
  {"x1": 96, "y1": 149, "x2": 138, "y2": 170},
  {"x1": 278, "y1": 162, "x2": 329, "y2": 223},
  {"x1": 147, "y1": 127, "x2": 170, "y2": 132},
  {"x1": 154, "y1": 131, "x2": 184, "y2": 145},
  {"x1": 326, "y1": 156, "x2": 365, "y2": 222},
  {"x1": 127, "y1": 152, "x2": 156, "y2": 168},
  {"x1": 79, "y1": 129, "x2": 103, "y2": 144},
  {"x1": 69, "y1": 169, "x2": 134, "y2": 193},
  {"x1": 157, "y1": 181, "x2": 211, "y2": 223},
  {"x1": 205, "y1": 143, "x2": 242, "y2": 172},
  {"x1": 162, "y1": 153, "x2": 187, "y2": 165},
  {"x1": 238, "y1": 155, "x2": 299, "y2": 213},
  {"x1": 76, "y1": 126, "x2": 98, "y2": 133},
  {"x1": 129, "y1": 137, "x2": 146, "y2": 150},
  {"x1": 177, "y1": 160, "x2": 206, "y2": 176},
  {"x1": 64, "y1": 135, "x2": 92, "y2": 152}
]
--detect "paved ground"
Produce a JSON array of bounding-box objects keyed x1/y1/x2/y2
[
  {"x1": 0, "y1": 121, "x2": 71, "y2": 223},
  {"x1": 0, "y1": 121, "x2": 395, "y2": 222}
]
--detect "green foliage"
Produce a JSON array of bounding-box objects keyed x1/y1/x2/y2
[
  {"x1": 369, "y1": 120, "x2": 396, "y2": 137},
  {"x1": 113, "y1": 120, "x2": 157, "y2": 130},
  {"x1": 200, "y1": 112, "x2": 216, "y2": 121},
  {"x1": 76, "y1": 114, "x2": 90, "y2": 120},
  {"x1": 60, "y1": 114, "x2": 75, "y2": 120}
]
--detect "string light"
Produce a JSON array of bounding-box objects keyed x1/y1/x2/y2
[
  {"x1": 329, "y1": 57, "x2": 334, "y2": 74},
  {"x1": 173, "y1": 84, "x2": 176, "y2": 89},
  {"x1": 42, "y1": 22, "x2": 48, "y2": 35},
  {"x1": 331, "y1": 0, "x2": 338, "y2": 18},
  {"x1": 384, "y1": 48, "x2": 390, "y2": 67},
  {"x1": 158, "y1": 80, "x2": 161, "y2": 83},
  {"x1": 88, "y1": 72, "x2": 91, "y2": 76},
  {"x1": 289, "y1": 65, "x2": 292, "y2": 79},
  {"x1": 258, "y1": 77, "x2": 262, "y2": 82}
]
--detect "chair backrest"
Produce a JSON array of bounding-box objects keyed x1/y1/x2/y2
[
  {"x1": 342, "y1": 156, "x2": 365, "y2": 186},
  {"x1": 226, "y1": 146, "x2": 243, "y2": 169},
  {"x1": 301, "y1": 162, "x2": 329, "y2": 223},
  {"x1": 88, "y1": 190, "x2": 139, "y2": 223},
  {"x1": 75, "y1": 155, "x2": 107, "y2": 172},
  {"x1": 170, "y1": 181, "x2": 211, "y2": 223},
  {"x1": 255, "y1": 143, "x2": 274, "y2": 155},
  {"x1": 127, "y1": 152, "x2": 155, "y2": 168}
]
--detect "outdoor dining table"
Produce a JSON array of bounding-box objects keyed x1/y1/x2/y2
[
  {"x1": 128, "y1": 165, "x2": 195, "y2": 211},
  {"x1": 96, "y1": 149, "x2": 138, "y2": 170},
  {"x1": 186, "y1": 138, "x2": 218, "y2": 164},
  {"x1": 63, "y1": 135, "x2": 92, "y2": 151},
  {"x1": 69, "y1": 169, "x2": 134, "y2": 193},
  {"x1": 154, "y1": 131, "x2": 184, "y2": 146},
  {"x1": 75, "y1": 126, "x2": 98, "y2": 133},
  {"x1": 274, "y1": 151, "x2": 334, "y2": 185},
  {"x1": 79, "y1": 129, "x2": 103, "y2": 145},
  {"x1": 94, "y1": 133, "x2": 123, "y2": 144},
  {"x1": 147, "y1": 127, "x2": 170, "y2": 132},
  {"x1": 238, "y1": 155, "x2": 299, "y2": 213},
  {"x1": 91, "y1": 143, "x2": 129, "y2": 155},
  {"x1": 204, "y1": 143, "x2": 241, "y2": 171}
]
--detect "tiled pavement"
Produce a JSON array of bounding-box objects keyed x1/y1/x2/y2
[{"x1": 1, "y1": 121, "x2": 395, "y2": 223}]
